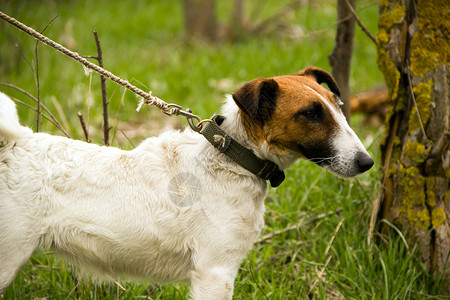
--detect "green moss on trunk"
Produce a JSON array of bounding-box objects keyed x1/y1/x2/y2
[{"x1": 410, "y1": 1, "x2": 449, "y2": 77}]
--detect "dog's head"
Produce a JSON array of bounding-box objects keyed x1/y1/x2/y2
[{"x1": 232, "y1": 66, "x2": 373, "y2": 177}]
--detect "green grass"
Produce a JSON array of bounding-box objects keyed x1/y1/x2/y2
[{"x1": 0, "y1": 0, "x2": 448, "y2": 299}]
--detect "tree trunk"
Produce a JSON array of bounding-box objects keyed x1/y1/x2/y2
[
  {"x1": 329, "y1": 0, "x2": 356, "y2": 124},
  {"x1": 230, "y1": 0, "x2": 245, "y2": 41},
  {"x1": 375, "y1": 0, "x2": 449, "y2": 281},
  {"x1": 183, "y1": 0, "x2": 217, "y2": 42}
]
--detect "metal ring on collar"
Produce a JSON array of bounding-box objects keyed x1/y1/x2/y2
[{"x1": 186, "y1": 108, "x2": 211, "y2": 132}]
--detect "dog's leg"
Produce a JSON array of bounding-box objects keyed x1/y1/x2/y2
[
  {"x1": 189, "y1": 266, "x2": 236, "y2": 300},
  {"x1": 0, "y1": 246, "x2": 36, "y2": 293},
  {"x1": 0, "y1": 223, "x2": 39, "y2": 293}
]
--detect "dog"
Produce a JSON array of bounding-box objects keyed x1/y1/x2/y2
[{"x1": 0, "y1": 66, "x2": 373, "y2": 299}]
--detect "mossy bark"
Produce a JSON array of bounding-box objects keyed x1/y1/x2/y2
[{"x1": 376, "y1": 0, "x2": 449, "y2": 281}]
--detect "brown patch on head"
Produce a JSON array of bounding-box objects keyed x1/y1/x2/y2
[{"x1": 232, "y1": 66, "x2": 343, "y2": 163}]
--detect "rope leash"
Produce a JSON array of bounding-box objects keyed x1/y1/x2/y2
[
  {"x1": 0, "y1": 11, "x2": 285, "y2": 187},
  {"x1": 0, "y1": 11, "x2": 202, "y2": 127}
]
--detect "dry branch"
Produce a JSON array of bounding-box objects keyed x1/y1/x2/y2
[
  {"x1": 9, "y1": 96, "x2": 68, "y2": 136},
  {"x1": 92, "y1": 29, "x2": 110, "y2": 146},
  {"x1": 0, "y1": 82, "x2": 71, "y2": 137},
  {"x1": 32, "y1": 15, "x2": 59, "y2": 132},
  {"x1": 77, "y1": 111, "x2": 91, "y2": 143},
  {"x1": 344, "y1": 0, "x2": 376, "y2": 43}
]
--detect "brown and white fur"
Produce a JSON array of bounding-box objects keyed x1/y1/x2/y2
[{"x1": 0, "y1": 67, "x2": 373, "y2": 299}]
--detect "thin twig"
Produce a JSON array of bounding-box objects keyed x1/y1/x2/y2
[
  {"x1": 77, "y1": 111, "x2": 91, "y2": 143},
  {"x1": 143, "y1": 284, "x2": 161, "y2": 300},
  {"x1": 117, "y1": 128, "x2": 136, "y2": 148},
  {"x1": 16, "y1": 43, "x2": 34, "y2": 75},
  {"x1": 0, "y1": 82, "x2": 71, "y2": 137},
  {"x1": 344, "y1": 0, "x2": 376, "y2": 43},
  {"x1": 1, "y1": 82, "x2": 39, "y2": 102},
  {"x1": 33, "y1": 15, "x2": 59, "y2": 132},
  {"x1": 34, "y1": 36, "x2": 41, "y2": 131},
  {"x1": 9, "y1": 96, "x2": 69, "y2": 136},
  {"x1": 93, "y1": 28, "x2": 110, "y2": 146},
  {"x1": 249, "y1": 262, "x2": 270, "y2": 300}
]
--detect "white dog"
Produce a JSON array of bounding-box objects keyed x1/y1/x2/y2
[{"x1": 0, "y1": 67, "x2": 373, "y2": 299}]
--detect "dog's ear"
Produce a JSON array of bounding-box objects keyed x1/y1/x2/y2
[
  {"x1": 232, "y1": 78, "x2": 279, "y2": 126},
  {"x1": 297, "y1": 66, "x2": 341, "y2": 97}
]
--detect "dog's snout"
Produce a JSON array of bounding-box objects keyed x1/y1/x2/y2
[{"x1": 356, "y1": 153, "x2": 374, "y2": 173}]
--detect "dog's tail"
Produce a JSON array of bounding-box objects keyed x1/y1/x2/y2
[{"x1": 0, "y1": 92, "x2": 32, "y2": 143}]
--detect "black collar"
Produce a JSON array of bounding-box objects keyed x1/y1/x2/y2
[{"x1": 199, "y1": 115, "x2": 285, "y2": 187}]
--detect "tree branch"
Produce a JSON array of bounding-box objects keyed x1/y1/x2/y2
[
  {"x1": 77, "y1": 111, "x2": 91, "y2": 143},
  {"x1": 9, "y1": 96, "x2": 70, "y2": 137},
  {"x1": 0, "y1": 82, "x2": 70, "y2": 137},
  {"x1": 33, "y1": 15, "x2": 59, "y2": 132},
  {"x1": 344, "y1": 0, "x2": 376, "y2": 43},
  {"x1": 93, "y1": 29, "x2": 110, "y2": 146}
]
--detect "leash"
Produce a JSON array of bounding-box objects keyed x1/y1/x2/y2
[
  {"x1": 0, "y1": 11, "x2": 200, "y2": 123},
  {"x1": 0, "y1": 11, "x2": 284, "y2": 187}
]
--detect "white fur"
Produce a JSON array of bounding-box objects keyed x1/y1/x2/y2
[
  {"x1": 0, "y1": 93, "x2": 32, "y2": 144},
  {"x1": 0, "y1": 90, "x2": 369, "y2": 298},
  {"x1": 0, "y1": 93, "x2": 267, "y2": 299}
]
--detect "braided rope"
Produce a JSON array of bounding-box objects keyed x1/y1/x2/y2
[{"x1": 0, "y1": 11, "x2": 174, "y2": 113}]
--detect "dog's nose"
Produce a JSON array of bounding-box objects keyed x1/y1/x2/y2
[{"x1": 357, "y1": 153, "x2": 374, "y2": 173}]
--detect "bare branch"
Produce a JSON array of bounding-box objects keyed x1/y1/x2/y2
[
  {"x1": 117, "y1": 128, "x2": 136, "y2": 148},
  {"x1": 93, "y1": 29, "x2": 110, "y2": 146},
  {"x1": 344, "y1": 0, "x2": 376, "y2": 43},
  {"x1": 77, "y1": 111, "x2": 91, "y2": 143},
  {"x1": 34, "y1": 39, "x2": 41, "y2": 131},
  {"x1": 0, "y1": 82, "x2": 71, "y2": 137},
  {"x1": 9, "y1": 96, "x2": 70, "y2": 137},
  {"x1": 0, "y1": 82, "x2": 38, "y2": 101},
  {"x1": 34, "y1": 15, "x2": 58, "y2": 132}
]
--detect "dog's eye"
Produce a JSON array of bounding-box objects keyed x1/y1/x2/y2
[
  {"x1": 295, "y1": 104, "x2": 323, "y2": 121},
  {"x1": 303, "y1": 110, "x2": 320, "y2": 120}
]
